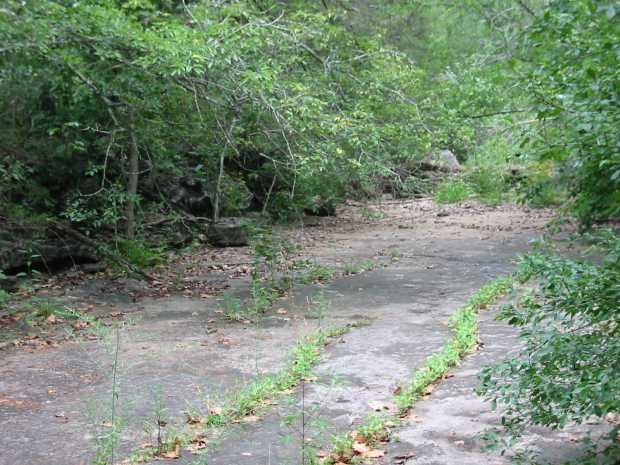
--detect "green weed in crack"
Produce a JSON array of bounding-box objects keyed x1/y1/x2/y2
[
  {"x1": 308, "y1": 292, "x2": 330, "y2": 328},
  {"x1": 321, "y1": 276, "x2": 515, "y2": 464},
  {"x1": 343, "y1": 259, "x2": 376, "y2": 276},
  {"x1": 92, "y1": 325, "x2": 125, "y2": 465},
  {"x1": 395, "y1": 276, "x2": 514, "y2": 411},
  {"x1": 294, "y1": 261, "x2": 336, "y2": 285},
  {"x1": 280, "y1": 373, "x2": 352, "y2": 465},
  {"x1": 121, "y1": 325, "x2": 351, "y2": 464}
]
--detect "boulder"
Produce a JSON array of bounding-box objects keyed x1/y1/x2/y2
[
  {"x1": 0, "y1": 237, "x2": 98, "y2": 274},
  {"x1": 170, "y1": 176, "x2": 213, "y2": 217},
  {"x1": 419, "y1": 150, "x2": 462, "y2": 173},
  {"x1": 0, "y1": 218, "x2": 99, "y2": 275},
  {"x1": 207, "y1": 218, "x2": 249, "y2": 247}
]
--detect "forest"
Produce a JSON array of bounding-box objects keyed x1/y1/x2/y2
[{"x1": 0, "y1": 1, "x2": 619, "y2": 465}]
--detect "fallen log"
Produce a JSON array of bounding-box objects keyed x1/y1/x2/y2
[{"x1": 48, "y1": 221, "x2": 157, "y2": 282}]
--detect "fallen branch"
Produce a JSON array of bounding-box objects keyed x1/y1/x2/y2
[{"x1": 48, "y1": 221, "x2": 157, "y2": 282}]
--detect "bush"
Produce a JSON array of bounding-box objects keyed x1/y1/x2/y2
[
  {"x1": 116, "y1": 239, "x2": 166, "y2": 269},
  {"x1": 520, "y1": 1, "x2": 620, "y2": 225},
  {"x1": 434, "y1": 179, "x2": 474, "y2": 204},
  {"x1": 466, "y1": 166, "x2": 508, "y2": 205},
  {"x1": 479, "y1": 232, "x2": 620, "y2": 463}
]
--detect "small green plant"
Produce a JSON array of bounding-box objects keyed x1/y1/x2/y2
[
  {"x1": 32, "y1": 300, "x2": 66, "y2": 318},
  {"x1": 92, "y1": 326, "x2": 125, "y2": 465},
  {"x1": 466, "y1": 166, "x2": 508, "y2": 205},
  {"x1": 343, "y1": 262, "x2": 360, "y2": 275},
  {"x1": 357, "y1": 413, "x2": 390, "y2": 445},
  {"x1": 308, "y1": 292, "x2": 330, "y2": 327},
  {"x1": 220, "y1": 293, "x2": 249, "y2": 322},
  {"x1": 150, "y1": 386, "x2": 170, "y2": 455},
  {"x1": 343, "y1": 259, "x2": 375, "y2": 276},
  {"x1": 360, "y1": 207, "x2": 386, "y2": 221},
  {"x1": 249, "y1": 272, "x2": 279, "y2": 314},
  {"x1": 434, "y1": 179, "x2": 474, "y2": 204},
  {"x1": 297, "y1": 264, "x2": 335, "y2": 284},
  {"x1": 115, "y1": 238, "x2": 166, "y2": 269}
]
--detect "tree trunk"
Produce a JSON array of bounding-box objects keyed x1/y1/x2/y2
[
  {"x1": 213, "y1": 116, "x2": 238, "y2": 222},
  {"x1": 126, "y1": 117, "x2": 139, "y2": 237}
]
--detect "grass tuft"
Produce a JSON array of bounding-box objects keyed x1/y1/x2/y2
[{"x1": 322, "y1": 275, "x2": 515, "y2": 464}]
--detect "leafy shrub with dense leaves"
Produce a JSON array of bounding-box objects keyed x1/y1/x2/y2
[
  {"x1": 520, "y1": 1, "x2": 620, "y2": 225},
  {"x1": 479, "y1": 233, "x2": 620, "y2": 463},
  {"x1": 0, "y1": 0, "x2": 433, "y2": 230}
]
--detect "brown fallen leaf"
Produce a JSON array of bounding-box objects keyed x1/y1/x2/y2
[
  {"x1": 159, "y1": 439, "x2": 181, "y2": 460},
  {"x1": 276, "y1": 308, "x2": 288, "y2": 315},
  {"x1": 352, "y1": 441, "x2": 370, "y2": 455},
  {"x1": 368, "y1": 400, "x2": 395, "y2": 412},
  {"x1": 363, "y1": 449, "x2": 385, "y2": 458},
  {"x1": 241, "y1": 415, "x2": 260, "y2": 423},
  {"x1": 186, "y1": 436, "x2": 208, "y2": 454},
  {"x1": 186, "y1": 413, "x2": 202, "y2": 425},
  {"x1": 109, "y1": 311, "x2": 125, "y2": 318},
  {"x1": 73, "y1": 320, "x2": 89, "y2": 330},
  {"x1": 46, "y1": 314, "x2": 57, "y2": 324},
  {"x1": 394, "y1": 452, "x2": 416, "y2": 464},
  {"x1": 210, "y1": 406, "x2": 223, "y2": 415}
]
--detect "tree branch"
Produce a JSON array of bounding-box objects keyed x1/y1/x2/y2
[{"x1": 515, "y1": 0, "x2": 537, "y2": 18}]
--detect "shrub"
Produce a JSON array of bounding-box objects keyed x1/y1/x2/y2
[
  {"x1": 478, "y1": 233, "x2": 620, "y2": 462},
  {"x1": 434, "y1": 179, "x2": 474, "y2": 204}
]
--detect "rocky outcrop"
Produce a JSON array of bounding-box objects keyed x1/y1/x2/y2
[
  {"x1": 207, "y1": 218, "x2": 249, "y2": 247},
  {"x1": 419, "y1": 150, "x2": 462, "y2": 173},
  {"x1": 0, "y1": 221, "x2": 98, "y2": 276}
]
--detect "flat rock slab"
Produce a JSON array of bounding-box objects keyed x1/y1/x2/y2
[
  {"x1": 177, "y1": 238, "x2": 537, "y2": 465},
  {"x1": 0, "y1": 201, "x2": 554, "y2": 465},
  {"x1": 384, "y1": 309, "x2": 612, "y2": 465}
]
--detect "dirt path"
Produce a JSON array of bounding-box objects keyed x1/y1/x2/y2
[{"x1": 0, "y1": 199, "x2": 554, "y2": 465}]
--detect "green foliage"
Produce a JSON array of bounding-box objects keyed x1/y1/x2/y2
[
  {"x1": 0, "y1": 0, "x2": 433, "y2": 231},
  {"x1": 115, "y1": 239, "x2": 166, "y2": 269},
  {"x1": 343, "y1": 258, "x2": 375, "y2": 276},
  {"x1": 0, "y1": 290, "x2": 11, "y2": 308},
  {"x1": 434, "y1": 179, "x2": 474, "y2": 204},
  {"x1": 479, "y1": 235, "x2": 620, "y2": 461},
  {"x1": 519, "y1": 1, "x2": 620, "y2": 225},
  {"x1": 359, "y1": 207, "x2": 386, "y2": 221},
  {"x1": 517, "y1": 161, "x2": 566, "y2": 208},
  {"x1": 295, "y1": 263, "x2": 335, "y2": 285},
  {"x1": 220, "y1": 293, "x2": 247, "y2": 322}
]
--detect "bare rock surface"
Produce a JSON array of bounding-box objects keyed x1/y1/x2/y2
[{"x1": 0, "y1": 199, "x2": 571, "y2": 465}]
